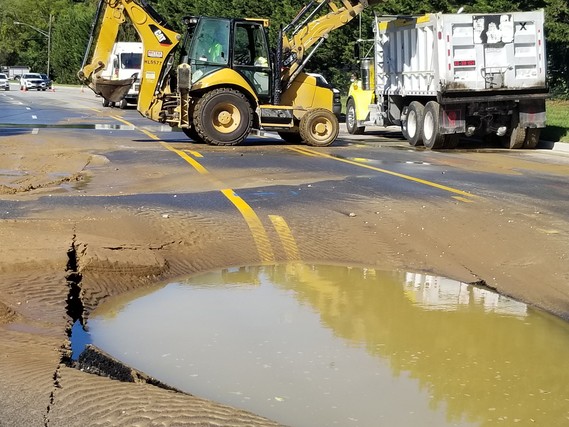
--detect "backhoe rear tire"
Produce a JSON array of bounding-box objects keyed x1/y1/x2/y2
[
  {"x1": 193, "y1": 88, "x2": 253, "y2": 146},
  {"x1": 182, "y1": 126, "x2": 203, "y2": 143},
  {"x1": 299, "y1": 108, "x2": 339, "y2": 147}
]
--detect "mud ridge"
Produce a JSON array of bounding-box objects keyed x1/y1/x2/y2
[{"x1": 75, "y1": 344, "x2": 185, "y2": 393}]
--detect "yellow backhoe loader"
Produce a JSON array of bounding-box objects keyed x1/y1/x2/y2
[{"x1": 78, "y1": 0, "x2": 377, "y2": 146}]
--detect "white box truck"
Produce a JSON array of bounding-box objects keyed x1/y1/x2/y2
[
  {"x1": 101, "y1": 42, "x2": 143, "y2": 109},
  {"x1": 347, "y1": 10, "x2": 548, "y2": 149}
]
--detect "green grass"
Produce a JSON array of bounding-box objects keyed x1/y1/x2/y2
[{"x1": 544, "y1": 100, "x2": 569, "y2": 143}]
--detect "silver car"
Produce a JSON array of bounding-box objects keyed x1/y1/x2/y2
[
  {"x1": 20, "y1": 73, "x2": 46, "y2": 91},
  {"x1": 0, "y1": 73, "x2": 9, "y2": 91}
]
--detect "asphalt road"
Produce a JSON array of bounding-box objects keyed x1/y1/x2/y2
[
  {"x1": 2, "y1": 84, "x2": 569, "y2": 302},
  {"x1": 2, "y1": 83, "x2": 568, "y2": 218},
  {"x1": 2, "y1": 82, "x2": 569, "y2": 427}
]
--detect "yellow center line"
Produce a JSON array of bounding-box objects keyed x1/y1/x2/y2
[
  {"x1": 160, "y1": 141, "x2": 210, "y2": 175},
  {"x1": 452, "y1": 196, "x2": 475, "y2": 203},
  {"x1": 110, "y1": 114, "x2": 134, "y2": 127},
  {"x1": 109, "y1": 117, "x2": 275, "y2": 262},
  {"x1": 222, "y1": 189, "x2": 275, "y2": 263},
  {"x1": 183, "y1": 149, "x2": 203, "y2": 158},
  {"x1": 269, "y1": 215, "x2": 301, "y2": 260},
  {"x1": 287, "y1": 146, "x2": 320, "y2": 157},
  {"x1": 289, "y1": 146, "x2": 481, "y2": 201}
]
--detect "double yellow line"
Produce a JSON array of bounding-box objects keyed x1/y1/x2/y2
[
  {"x1": 287, "y1": 145, "x2": 480, "y2": 203},
  {"x1": 115, "y1": 118, "x2": 299, "y2": 263},
  {"x1": 110, "y1": 114, "x2": 478, "y2": 262}
]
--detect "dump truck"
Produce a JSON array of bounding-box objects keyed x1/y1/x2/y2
[
  {"x1": 347, "y1": 10, "x2": 548, "y2": 149},
  {"x1": 79, "y1": 0, "x2": 380, "y2": 146}
]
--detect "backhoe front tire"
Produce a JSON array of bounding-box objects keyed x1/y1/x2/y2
[
  {"x1": 346, "y1": 99, "x2": 364, "y2": 135},
  {"x1": 299, "y1": 108, "x2": 339, "y2": 147},
  {"x1": 193, "y1": 88, "x2": 253, "y2": 146}
]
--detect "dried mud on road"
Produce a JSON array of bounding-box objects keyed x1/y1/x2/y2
[{"x1": 1, "y1": 130, "x2": 568, "y2": 426}]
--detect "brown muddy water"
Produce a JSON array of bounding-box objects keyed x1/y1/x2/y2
[{"x1": 85, "y1": 264, "x2": 569, "y2": 427}]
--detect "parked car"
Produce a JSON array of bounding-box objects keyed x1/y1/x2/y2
[
  {"x1": 40, "y1": 73, "x2": 52, "y2": 89},
  {"x1": 0, "y1": 73, "x2": 9, "y2": 91},
  {"x1": 20, "y1": 73, "x2": 46, "y2": 91}
]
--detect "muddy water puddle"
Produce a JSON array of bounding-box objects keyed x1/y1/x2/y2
[{"x1": 84, "y1": 264, "x2": 569, "y2": 426}]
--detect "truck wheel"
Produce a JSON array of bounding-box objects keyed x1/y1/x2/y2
[
  {"x1": 346, "y1": 99, "x2": 364, "y2": 135},
  {"x1": 193, "y1": 88, "x2": 252, "y2": 146},
  {"x1": 523, "y1": 128, "x2": 541, "y2": 149},
  {"x1": 501, "y1": 111, "x2": 525, "y2": 149},
  {"x1": 102, "y1": 98, "x2": 110, "y2": 107},
  {"x1": 278, "y1": 132, "x2": 303, "y2": 144},
  {"x1": 119, "y1": 98, "x2": 128, "y2": 109},
  {"x1": 403, "y1": 101, "x2": 424, "y2": 146},
  {"x1": 299, "y1": 108, "x2": 339, "y2": 147},
  {"x1": 422, "y1": 101, "x2": 447, "y2": 149}
]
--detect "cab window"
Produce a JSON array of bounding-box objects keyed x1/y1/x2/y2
[{"x1": 233, "y1": 22, "x2": 271, "y2": 98}]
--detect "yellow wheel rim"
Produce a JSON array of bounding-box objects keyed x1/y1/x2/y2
[
  {"x1": 310, "y1": 116, "x2": 333, "y2": 143},
  {"x1": 212, "y1": 102, "x2": 241, "y2": 134}
]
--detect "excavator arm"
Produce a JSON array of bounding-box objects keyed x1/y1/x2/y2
[
  {"x1": 280, "y1": 0, "x2": 377, "y2": 87},
  {"x1": 78, "y1": 0, "x2": 181, "y2": 120}
]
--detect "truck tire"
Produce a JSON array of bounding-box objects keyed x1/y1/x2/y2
[
  {"x1": 501, "y1": 111, "x2": 525, "y2": 149},
  {"x1": 119, "y1": 98, "x2": 128, "y2": 109},
  {"x1": 523, "y1": 128, "x2": 541, "y2": 149},
  {"x1": 346, "y1": 99, "x2": 364, "y2": 135},
  {"x1": 299, "y1": 108, "x2": 339, "y2": 147},
  {"x1": 102, "y1": 98, "x2": 110, "y2": 107},
  {"x1": 403, "y1": 101, "x2": 424, "y2": 146},
  {"x1": 422, "y1": 101, "x2": 447, "y2": 149},
  {"x1": 193, "y1": 88, "x2": 252, "y2": 146}
]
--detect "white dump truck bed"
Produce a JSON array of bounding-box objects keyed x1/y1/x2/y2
[{"x1": 375, "y1": 10, "x2": 547, "y2": 97}]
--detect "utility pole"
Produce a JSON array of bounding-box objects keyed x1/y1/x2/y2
[{"x1": 14, "y1": 13, "x2": 53, "y2": 76}]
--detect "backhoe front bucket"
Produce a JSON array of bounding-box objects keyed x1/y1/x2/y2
[{"x1": 93, "y1": 76, "x2": 136, "y2": 103}]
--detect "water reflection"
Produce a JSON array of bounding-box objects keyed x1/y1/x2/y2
[{"x1": 87, "y1": 264, "x2": 569, "y2": 427}]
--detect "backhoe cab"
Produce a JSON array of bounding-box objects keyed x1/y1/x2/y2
[{"x1": 79, "y1": 0, "x2": 374, "y2": 146}]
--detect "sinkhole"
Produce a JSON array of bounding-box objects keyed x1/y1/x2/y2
[{"x1": 70, "y1": 263, "x2": 569, "y2": 427}]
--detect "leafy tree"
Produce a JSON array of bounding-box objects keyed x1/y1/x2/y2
[
  {"x1": 51, "y1": 1, "x2": 96, "y2": 84},
  {"x1": 1, "y1": 0, "x2": 567, "y2": 95}
]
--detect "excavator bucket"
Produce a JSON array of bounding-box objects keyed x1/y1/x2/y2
[{"x1": 93, "y1": 76, "x2": 136, "y2": 103}]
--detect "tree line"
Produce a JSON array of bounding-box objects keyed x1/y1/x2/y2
[{"x1": 0, "y1": 0, "x2": 567, "y2": 97}]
